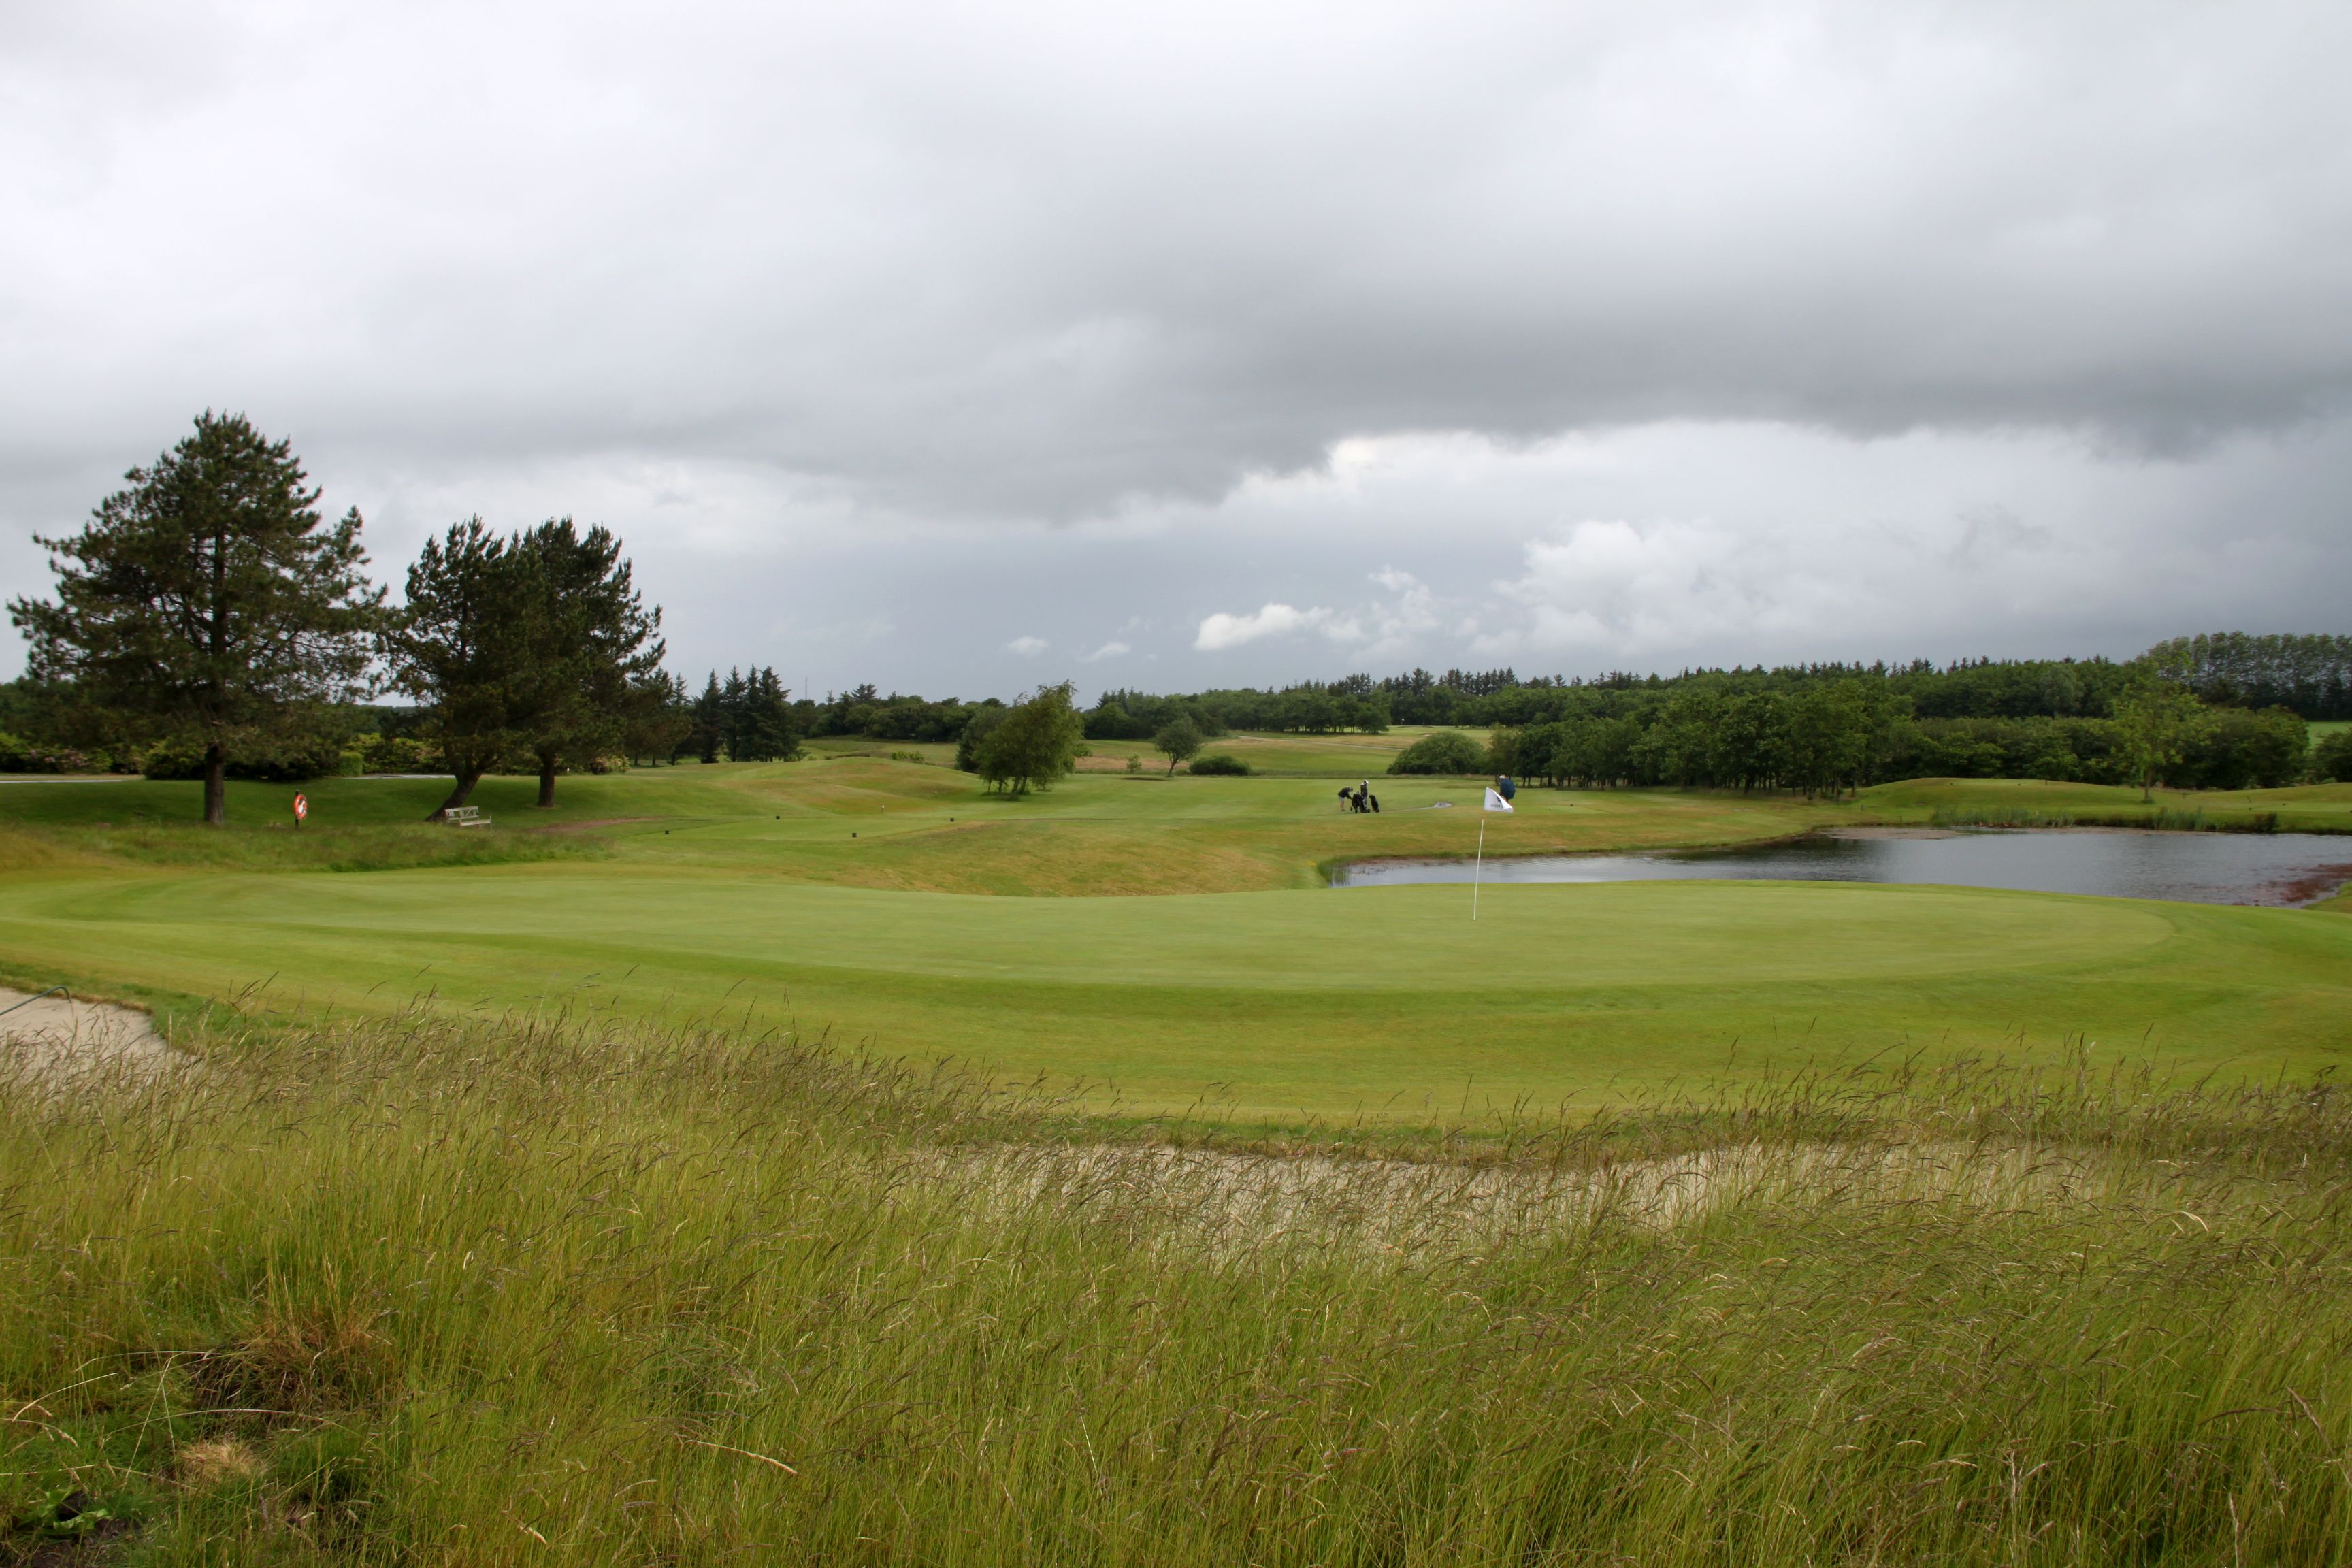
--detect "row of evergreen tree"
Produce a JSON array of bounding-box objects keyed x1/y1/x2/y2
[
  {"x1": 684, "y1": 668, "x2": 800, "y2": 763},
  {"x1": 5, "y1": 413, "x2": 667, "y2": 821}
]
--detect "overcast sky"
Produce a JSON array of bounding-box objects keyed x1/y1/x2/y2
[{"x1": 4, "y1": 1, "x2": 2349, "y2": 700}]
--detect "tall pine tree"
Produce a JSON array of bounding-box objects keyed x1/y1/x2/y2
[
  {"x1": 384, "y1": 518, "x2": 531, "y2": 818},
  {"x1": 507, "y1": 519, "x2": 664, "y2": 808},
  {"x1": 10, "y1": 412, "x2": 382, "y2": 824}
]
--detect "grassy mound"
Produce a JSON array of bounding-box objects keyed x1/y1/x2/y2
[{"x1": 8, "y1": 1012, "x2": 2352, "y2": 1563}]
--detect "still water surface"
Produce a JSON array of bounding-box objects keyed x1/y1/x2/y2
[{"x1": 1334, "y1": 830, "x2": 2352, "y2": 906}]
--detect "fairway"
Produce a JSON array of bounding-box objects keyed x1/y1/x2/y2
[
  {"x1": 5, "y1": 814, "x2": 2351, "y2": 1120},
  {"x1": 6, "y1": 762, "x2": 2351, "y2": 1122}
]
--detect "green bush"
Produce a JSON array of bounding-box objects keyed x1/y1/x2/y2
[
  {"x1": 140, "y1": 730, "x2": 358, "y2": 783},
  {"x1": 954, "y1": 705, "x2": 1009, "y2": 772},
  {"x1": 354, "y1": 734, "x2": 442, "y2": 774},
  {"x1": 1386, "y1": 730, "x2": 1488, "y2": 774},
  {"x1": 2316, "y1": 728, "x2": 2352, "y2": 783},
  {"x1": 2176, "y1": 706, "x2": 2308, "y2": 789},
  {"x1": 0, "y1": 732, "x2": 123, "y2": 774},
  {"x1": 1188, "y1": 753, "x2": 1251, "y2": 776}
]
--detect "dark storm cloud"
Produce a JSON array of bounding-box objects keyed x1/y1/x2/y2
[{"x1": 3, "y1": 1, "x2": 2349, "y2": 689}]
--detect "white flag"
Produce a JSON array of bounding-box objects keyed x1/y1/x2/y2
[{"x1": 1483, "y1": 787, "x2": 1514, "y2": 813}]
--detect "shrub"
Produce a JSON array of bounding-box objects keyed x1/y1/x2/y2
[
  {"x1": 142, "y1": 726, "x2": 361, "y2": 783},
  {"x1": 1188, "y1": 753, "x2": 1251, "y2": 776},
  {"x1": 1386, "y1": 730, "x2": 1487, "y2": 774},
  {"x1": 2176, "y1": 706, "x2": 2308, "y2": 790},
  {"x1": 0, "y1": 732, "x2": 126, "y2": 773},
  {"x1": 355, "y1": 734, "x2": 442, "y2": 774},
  {"x1": 2316, "y1": 728, "x2": 2352, "y2": 783},
  {"x1": 954, "y1": 706, "x2": 1008, "y2": 772}
]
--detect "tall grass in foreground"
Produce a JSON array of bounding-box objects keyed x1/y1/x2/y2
[{"x1": 7, "y1": 1020, "x2": 2352, "y2": 1565}]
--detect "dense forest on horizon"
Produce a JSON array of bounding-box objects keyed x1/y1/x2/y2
[{"x1": 5, "y1": 631, "x2": 2349, "y2": 792}]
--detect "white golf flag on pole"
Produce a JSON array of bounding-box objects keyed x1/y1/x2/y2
[{"x1": 1483, "y1": 787, "x2": 1514, "y2": 812}]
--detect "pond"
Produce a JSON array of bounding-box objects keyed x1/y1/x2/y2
[{"x1": 1333, "y1": 828, "x2": 2352, "y2": 907}]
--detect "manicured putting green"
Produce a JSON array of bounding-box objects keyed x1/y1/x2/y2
[{"x1": 5, "y1": 862, "x2": 2346, "y2": 1123}]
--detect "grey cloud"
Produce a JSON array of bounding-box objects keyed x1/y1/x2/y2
[
  {"x1": 4, "y1": 1, "x2": 2351, "y2": 689},
  {"x1": 7, "y1": 1, "x2": 2352, "y2": 525}
]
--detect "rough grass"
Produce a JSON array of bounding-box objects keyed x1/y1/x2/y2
[
  {"x1": 1868, "y1": 776, "x2": 2352, "y2": 834},
  {"x1": 8, "y1": 1011, "x2": 2352, "y2": 1565},
  {"x1": 3, "y1": 821, "x2": 612, "y2": 875}
]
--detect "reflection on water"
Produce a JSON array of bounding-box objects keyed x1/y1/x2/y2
[{"x1": 1334, "y1": 829, "x2": 2352, "y2": 906}]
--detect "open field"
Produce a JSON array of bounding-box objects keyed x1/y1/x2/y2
[{"x1": 3, "y1": 764, "x2": 2349, "y2": 1122}]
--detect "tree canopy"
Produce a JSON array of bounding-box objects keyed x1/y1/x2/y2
[
  {"x1": 7, "y1": 412, "x2": 382, "y2": 823},
  {"x1": 385, "y1": 517, "x2": 663, "y2": 813},
  {"x1": 382, "y1": 519, "x2": 531, "y2": 817},
  {"x1": 506, "y1": 518, "x2": 664, "y2": 807},
  {"x1": 974, "y1": 683, "x2": 1085, "y2": 795},
  {"x1": 2114, "y1": 676, "x2": 2212, "y2": 802},
  {"x1": 1386, "y1": 730, "x2": 1488, "y2": 775},
  {"x1": 690, "y1": 667, "x2": 801, "y2": 763},
  {"x1": 1152, "y1": 716, "x2": 1203, "y2": 776}
]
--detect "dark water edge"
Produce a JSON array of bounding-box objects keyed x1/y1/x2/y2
[{"x1": 1333, "y1": 828, "x2": 2352, "y2": 907}]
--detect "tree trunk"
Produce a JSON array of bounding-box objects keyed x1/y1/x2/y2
[
  {"x1": 202, "y1": 743, "x2": 227, "y2": 826},
  {"x1": 537, "y1": 753, "x2": 558, "y2": 808},
  {"x1": 431, "y1": 769, "x2": 484, "y2": 820}
]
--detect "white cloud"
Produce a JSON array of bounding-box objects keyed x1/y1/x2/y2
[
  {"x1": 1004, "y1": 635, "x2": 1048, "y2": 657},
  {"x1": 1194, "y1": 602, "x2": 1336, "y2": 651},
  {"x1": 1501, "y1": 519, "x2": 1777, "y2": 652},
  {"x1": 1080, "y1": 640, "x2": 1131, "y2": 662}
]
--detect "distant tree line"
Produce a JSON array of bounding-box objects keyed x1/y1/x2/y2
[
  {"x1": 1471, "y1": 680, "x2": 2313, "y2": 796},
  {"x1": 2147, "y1": 632, "x2": 2352, "y2": 720},
  {"x1": 1105, "y1": 649, "x2": 2343, "y2": 794},
  {"x1": 6, "y1": 422, "x2": 2346, "y2": 809},
  {"x1": 1139, "y1": 650, "x2": 2337, "y2": 732},
  {"x1": 1083, "y1": 685, "x2": 1387, "y2": 739},
  {"x1": 612, "y1": 681, "x2": 1013, "y2": 766}
]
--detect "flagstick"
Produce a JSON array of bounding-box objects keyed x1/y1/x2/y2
[{"x1": 1472, "y1": 819, "x2": 1485, "y2": 921}]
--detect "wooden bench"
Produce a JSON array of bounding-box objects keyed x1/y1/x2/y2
[{"x1": 442, "y1": 805, "x2": 492, "y2": 828}]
